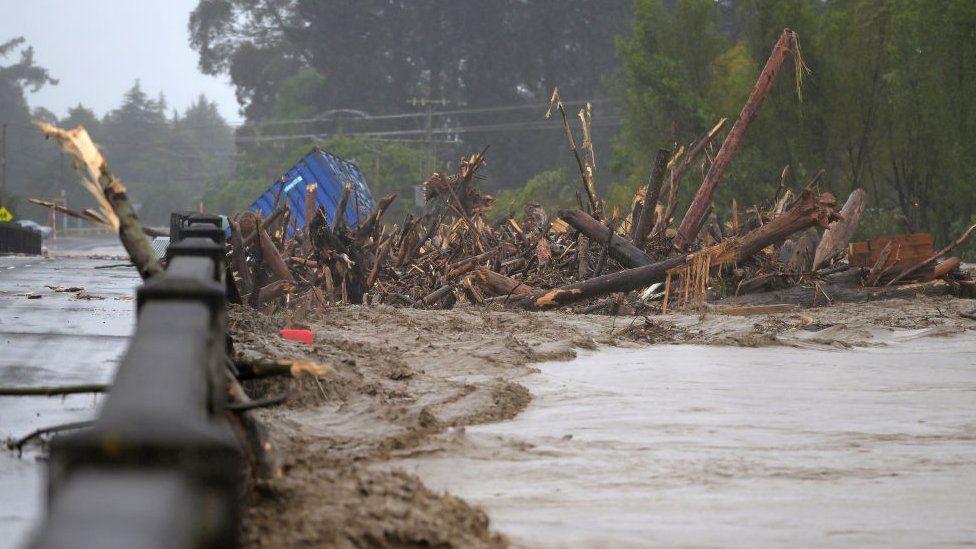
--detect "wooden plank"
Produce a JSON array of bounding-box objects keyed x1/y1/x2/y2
[
  {"x1": 711, "y1": 304, "x2": 799, "y2": 315},
  {"x1": 849, "y1": 233, "x2": 933, "y2": 269}
]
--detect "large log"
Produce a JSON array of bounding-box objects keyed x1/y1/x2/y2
[
  {"x1": 559, "y1": 209, "x2": 652, "y2": 268},
  {"x1": 518, "y1": 255, "x2": 688, "y2": 310},
  {"x1": 520, "y1": 189, "x2": 838, "y2": 311},
  {"x1": 472, "y1": 267, "x2": 539, "y2": 297},
  {"x1": 673, "y1": 30, "x2": 797, "y2": 250},
  {"x1": 632, "y1": 148, "x2": 671, "y2": 248},
  {"x1": 712, "y1": 279, "x2": 955, "y2": 308},
  {"x1": 735, "y1": 190, "x2": 838, "y2": 261},
  {"x1": 259, "y1": 228, "x2": 294, "y2": 283},
  {"x1": 813, "y1": 188, "x2": 866, "y2": 269},
  {"x1": 36, "y1": 123, "x2": 162, "y2": 280},
  {"x1": 788, "y1": 227, "x2": 820, "y2": 272}
]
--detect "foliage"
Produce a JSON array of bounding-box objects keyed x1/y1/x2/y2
[
  {"x1": 1, "y1": 35, "x2": 236, "y2": 225},
  {"x1": 615, "y1": 0, "x2": 976, "y2": 250},
  {"x1": 494, "y1": 169, "x2": 577, "y2": 219},
  {"x1": 0, "y1": 37, "x2": 58, "y2": 211},
  {"x1": 188, "y1": 0, "x2": 633, "y2": 187}
]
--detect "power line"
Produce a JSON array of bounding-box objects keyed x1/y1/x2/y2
[
  {"x1": 230, "y1": 98, "x2": 614, "y2": 129},
  {"x1": 233, "y1": 117, "x2": 622, "y2": 144}
]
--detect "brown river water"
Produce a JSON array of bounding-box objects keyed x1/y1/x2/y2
[{"x1": 392, "y1": 339, "x2": 976, "y2": 547}]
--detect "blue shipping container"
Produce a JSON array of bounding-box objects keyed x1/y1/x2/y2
[{"x1": 248, "y1": 148, "x2": 375, "y2": 237}]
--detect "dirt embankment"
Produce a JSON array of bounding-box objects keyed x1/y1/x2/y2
[
  {"x1": 231, "y1": 305, "x2": 619, "y2": 547},
  {"x1": 232, "y1": 294, "x2": 974, "y2": 547}
]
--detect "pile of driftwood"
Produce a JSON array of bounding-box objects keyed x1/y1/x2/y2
[{"x1": 227, "y1": 28, "x2": 970, "y2": 317}]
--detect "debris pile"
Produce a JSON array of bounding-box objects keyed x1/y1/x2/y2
[
  {"x1": 223, "y1": 147, "x2": 970, "y2": 317},
  {"x1": 223, "y1": 29, "x2": 972, "y2": 316}
]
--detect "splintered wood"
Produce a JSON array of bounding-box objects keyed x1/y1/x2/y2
[{"x1": 222, "y1": 28, "x2": 969, "y2": 317}]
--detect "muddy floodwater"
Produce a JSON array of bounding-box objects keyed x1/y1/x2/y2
[{"x1": 394, "y1": 338, "x2": 976, "y2": 547}]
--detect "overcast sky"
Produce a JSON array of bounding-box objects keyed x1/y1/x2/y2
[{"x1": 1, "y1": 0, "x2": 240, "y2": 122}]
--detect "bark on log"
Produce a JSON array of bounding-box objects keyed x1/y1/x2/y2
[
  {"x1": 632, "y1": 148, "x2": 671, "y2": 247},
  {"x1": 788, "y1": 227, "x2": 820, "y2": 272},
  {"x1": 304, "y1": 183, "x2": 318, "y2": 231},
  {"x1": 577, "y1": 235, "x2": 590, "y2": 279},
  {"x1": 736, "y1": 190, "x2": 838, "y2": 261},
  {"x1": 673, "y1": 30, "x2": 797, "y2": 250},
  {"x1": 559, "y1": 209, "x2": 652, "y2": 268},
  {"x1": 813, "y1": 188, "x2": 867, "y2": 269},
  {"x1": 473, "y1": 267, "x2": 539, "y2": 297},
  {"x1": 518, "y1": 255, "x2": 688, "y2": 310},
  {"x1": 29, "y1": 197, "x2": 109, "y2": 226},
  {"x1": 931, "y1": 256, "x2": 961, "y2": 279},
  {"x1": 421, "y1": 284, "x2": 455, "y2": 306},
  {"x1": 865, "y1": 241, "x2": 895, "y2": 286},
  {"x1": 259, "y1": 228, "x2": 294, "y2": 283},
  {"x1": 332, "y1": 184, "x2": 352, "y2": 232},
  {"x1": 254, "y1": 280, "x2": 287, "y2": 305}
]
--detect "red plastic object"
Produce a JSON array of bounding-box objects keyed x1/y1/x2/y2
[{"x1": 279, "y1": 329, "x2": 313, "y2": 345}]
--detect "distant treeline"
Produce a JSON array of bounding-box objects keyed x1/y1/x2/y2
[
  {"x1": 4, "y1": 1, "x2": 974, "y2": 248},
  {"x1": 613, "y1": 0, "x2": 976, "y2": 247},
  {"x1": 0, "y1": 37, "x2": 233, "y2": 225}
]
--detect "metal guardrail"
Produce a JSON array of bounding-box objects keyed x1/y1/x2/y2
[
  {"x1": 0, "y1": 222, "x2": 42, "y2": 255},
  {"x1": 31, "y1": 213, "x2": 243, "y2": 549}
]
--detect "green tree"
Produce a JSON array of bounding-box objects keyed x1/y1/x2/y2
[
  {"x1": 494, "y1": 169, "x2": 577, "y2": 218},
  {"x1": 0, "y1": 37, "x2": 57, "y2": 215}
]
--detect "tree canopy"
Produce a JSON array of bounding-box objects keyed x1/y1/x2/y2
[{"x1": 614, "y1": 0, "x2": 976, "y2": 247}]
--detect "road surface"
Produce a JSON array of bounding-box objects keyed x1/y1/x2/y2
[{"x1": 0, "y1": 237, "x2": 139, "y2": 548}]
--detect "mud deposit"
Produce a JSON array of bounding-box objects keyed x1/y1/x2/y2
[{"x1": 231, "y1": 294, "x2": 976, "y2": 547}]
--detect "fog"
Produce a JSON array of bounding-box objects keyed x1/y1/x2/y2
[{"x1": 0, "y1": 0, "x2": 237, "y2": 120}]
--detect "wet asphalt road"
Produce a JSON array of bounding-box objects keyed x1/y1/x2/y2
[{"x1": 0, "y1": 237, "x2": 139, "y2": 548}]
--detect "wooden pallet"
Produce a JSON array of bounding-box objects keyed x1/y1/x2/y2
[{"x1": 848, "y1": 233, "x2": 934, "y2": 280}]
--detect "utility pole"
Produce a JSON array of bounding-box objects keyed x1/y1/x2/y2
[
  {"x1": 1, "y1": 123, "x2": 7, "y2": 208},
  {"x1": 407, "y1": 97, "x2": 448, "y2": 177}
]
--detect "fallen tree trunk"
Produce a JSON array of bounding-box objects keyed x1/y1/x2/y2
[
  {"x1": 930, "y1": 256, "x2": 961, "y2": 280},
  {"x1": 813, "y1": 188, "x2": 866, "y2": 269},
  {"x1": 229, "y1": 221, "x2": 252, "y2": 296},
  {"x1": 517, "y1": 255, "x2": 688, "y2": 310},
  {"x1": 713, "y1": 279, "x2": 956, "y2": 308},
  {"x1": 673, "y1": 29, "x2": 798, "y2": 250},
  {"x1": 472, "y1": 267, "x2": 539, "y2": 297},
  {"x1": 736, "y1": 190, "x2": 838, "y2": 261},
  {"x1": 788, "y1": 227, "x2": 820, "y2": 272},
  {"x1": 560, "y1": 209, "x2": 652, "y2": 268},
  {"x1": 519, "y1": 189, "x2": 838, "y2": 311}
]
